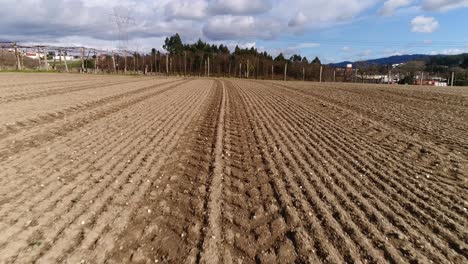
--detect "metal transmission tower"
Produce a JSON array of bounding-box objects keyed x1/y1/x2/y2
[{"x1": 110, "y1": 7, "x2": 134, "y2": 73}]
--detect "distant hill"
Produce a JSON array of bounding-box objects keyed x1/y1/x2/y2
[{"x1": 329, "y1": 54, "x2": 433, "y2": 67}]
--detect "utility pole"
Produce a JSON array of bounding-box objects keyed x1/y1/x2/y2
[
  {"x1": 284, "y1": 62, "x2": 288, "y2": 81},
  {"x1": 112, "y1": 52, "x2": 116, "y2": 73},
  {"x1": 207, "y1": 57, "x2": 210, "y2": 77},
  {"x1": 154, "y1": 52, "x2": 157, "y2": 74},
  {"x1": 333, "y1": 70, "x2": 336, "y2": 82},
  {"x1": 271, "y1": 64, "x2": 274, "y2": 80},
  {"x1": 170, "y1": 57, "x2": 173, "y2": 75},
  {"x1": 14, "y1": 42, "x2": 21, "y2": 70},
  {"x1": 255, "y1": 57, "x2": 259, "y2": 79},
  {"x1": 451, "y1": 72, "x2": 455, "y2": 86},
  {"x1": 44, "y1": 46, "x2": 49, "y2": 71},
  {"x1": 421, "y1": 72, "x2": 424, "y2": 86},
  {"x1": 166, "y1": 54, "x2": 169, "y2": 76},
  {"x1": 59, "y1": 49, "x2": 67, "y2": 73},
  {"x1": 58, "y1": 49, "x2": 62, "y2": 70},
  {"x1": 246, "y1": 59, "x2": 249, "y2": 78},
  {"x1": 86, "y1": 48, "x2": 92, "y2": 73},
  {"x1": 81, "y1": 47, "x2": 85, "y2": 73},
  {"x1": 64, "y1": 53, "x2": 69, "y2": 73},
  {"x1": 184, "y1": 51, "x2": 187, "y2": 76},
  {"x1": 37, "y1": 47, "x2": 41, "y2": 70},
  {"x1": 94, "y1": 50, "x2": 98, "y2": 73},
  {"x1": 239, "y1": 63, "x2": 242, "y2": 78},
  {"x1": 302, "y1": 67, "x2": 305, "y2": 81},
  {"x1": 319, "y1": 65, "x2": 323, "y2": 83},
  {"x1": 388, "y1": 69, "x2": 391, "y2": 84},
  {"x1": 124, "y1": 51, "x2": 128, "y2": 74},
  {"x1": 53, "y1": 51, "x2": 57, "y2": 70}
]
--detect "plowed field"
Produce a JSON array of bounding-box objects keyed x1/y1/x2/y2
[{"x1": 0, "y1": 73, "x2": 466, "y2": 263}]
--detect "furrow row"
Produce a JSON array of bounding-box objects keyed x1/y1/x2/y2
[
  {"x1": 244, "y1": 80, "x2": 467, "y2": 262},
  {"x1": 0, "y1": 80, "x2": 212, "y2": 263},
  {"x1": 0, "y1": 80, "x2": 193, "y2": 229},
  {"x1": 105, "y1": 80, "x2": 221, "y2": 263}
]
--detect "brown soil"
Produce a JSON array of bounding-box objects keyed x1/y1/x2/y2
[{"x1": 0, "y1": 73, "x2": 466, "y2": 263}]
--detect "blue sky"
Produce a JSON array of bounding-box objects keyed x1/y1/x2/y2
[{"x1": 0, "y1": 0, "x2": 467, "y2": 62}]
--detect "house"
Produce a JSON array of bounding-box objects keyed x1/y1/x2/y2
[
  {"x1": 413, "y1": 77, "x2": 448, "y2": 86},
  {"x1": 24, "y1": 52, "x2": 45, "y2": 60}
]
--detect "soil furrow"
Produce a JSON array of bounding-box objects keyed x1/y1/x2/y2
[
  {"x1": 245, "y1": 80, "x2": 467, "y2": 262},
  {"x1": 0, "y1": 73, "x2": 465, "y2": 264}
]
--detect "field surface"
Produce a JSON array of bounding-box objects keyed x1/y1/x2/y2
[{"x1": 0, "y1": 73, "x2": 466, "y2": 263}]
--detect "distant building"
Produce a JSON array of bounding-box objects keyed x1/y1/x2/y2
[
  {"x1": 414, "y1": 80, "x2": 448, "y2": 87},
  {"x1": 361, "y1": 74, "x2": 394, "y2": 84},
  {"x1": 53, "y1": 55, "x2": 76, "y2": 61},
  {"x1": 345, "y1": 64, "x2": 353, "y2": 75},
  {"x1": 24, "y1": 52, "x2": 45, "y2": 60}
]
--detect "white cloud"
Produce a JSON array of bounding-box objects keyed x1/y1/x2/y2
[
  {"x1": 288, "y1": 12, "x2": 308, "y2": 27},
  {"x1": 411, "y1": 16, "x2": 439, "y2": 33},
  {"x1": 209, "y1": 0, "x2": 272, "y2": 15},
  {"x1": 202, "y1": 16, "x2": 281, "y2": 40},
  {"x1": 0, "y1": 0, "x2": 381, "y2": 46},
  {"x1": 165, "y1": 0, "x2": 208, "y2": 20},
  {"x1": 430, "y1": 48, "x2": 466, "y2": 55},
  {"x1": 295, "y1": 42, "x2": 321, "y2": 48},
  {"x1": 383, "y1": 49, "x2": 407, "y2": 56},
  {"x1": 358, "y1": 49, "x2": 373, "y2": 57},
  {"x1": 422, "y1": 0, "x2": 468, "y2": 11},
  {"x1": 267, "y1": 42, "x2": 320, "y2": 58},
  {"x1": 274, "y1": 0, "x2": 378, "y2": 29},
  {"x1": 342, "y1": 46, "x2": 353, "y2": 52},
  {"x1": 379, "y1": 0, "x2": 415, "y2": 16}
]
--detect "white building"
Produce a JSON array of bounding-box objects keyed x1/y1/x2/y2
[
  {"x1": 24, "y1": 52, "x2": 45, "y2": 60},
  {"x1": 53, "y1": 55, "x2": 75, "y2": 61}
]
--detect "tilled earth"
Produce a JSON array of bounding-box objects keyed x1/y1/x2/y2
[{"x1": 0, "y1": 73, "x2": 466, "y2": 263}]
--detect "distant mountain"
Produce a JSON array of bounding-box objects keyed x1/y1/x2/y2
[{"x1": 329, "y1": 54, "x2": 432, "y2": 67}]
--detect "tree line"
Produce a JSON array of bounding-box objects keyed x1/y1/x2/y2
[{"x1": 91, "y1": 33, "x2": 346, "y2": 82}]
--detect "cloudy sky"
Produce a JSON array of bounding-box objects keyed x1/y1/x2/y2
[{"x1": 0, "y1": 0, "x2": 467, "y2": 62}]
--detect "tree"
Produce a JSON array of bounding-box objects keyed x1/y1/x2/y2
[
  {"x1": 461, "y1": 58, "x2": 468, "y2": 69},
  {"x1": 398, "y1": 75, "x2": 414, "y2": 85},
  {"x1": 274, "y1": 53, "x2": 286, "y2": 62},
  {"x1": 163, "y1": 33, "x2": 184, "y2": 55},
  {"x1": 312, "y1": 57, "x2": 321, "y2": 65},
  {"x1": 290, "y1": 54, "x2": 302, "y2": 62}
]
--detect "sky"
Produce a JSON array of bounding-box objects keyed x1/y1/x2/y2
[{"x1": 0, "y1": 0, "x2": 467, "y2": 63}]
